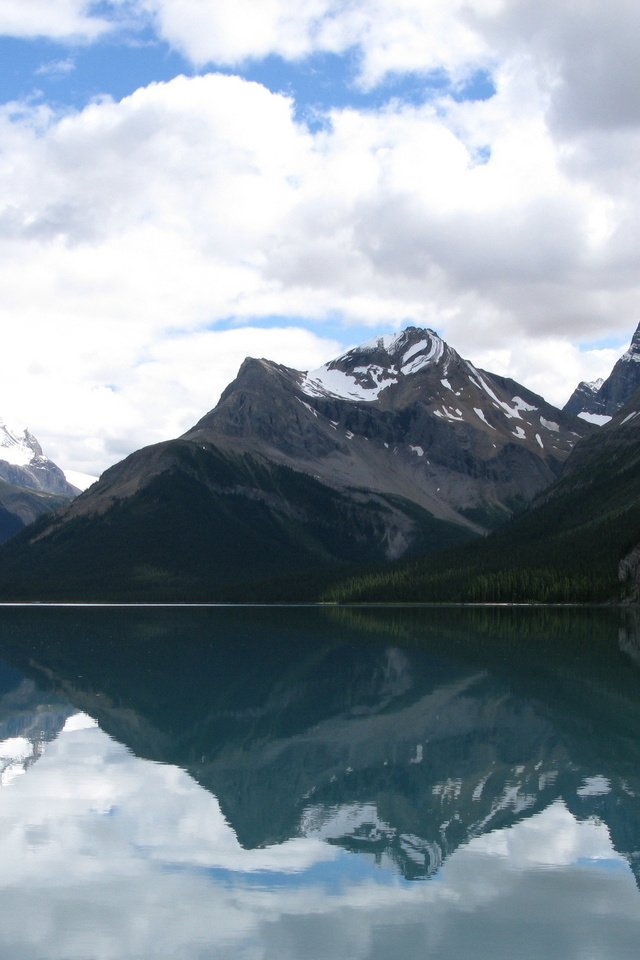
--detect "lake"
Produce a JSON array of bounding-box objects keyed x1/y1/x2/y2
[{"x1": 1, "y1": 604, "x2": 639, "y2": 959}]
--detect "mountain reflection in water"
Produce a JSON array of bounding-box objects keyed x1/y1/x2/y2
[{"x1": 0, "y1": 605, "x2": 639, "y2": 959}]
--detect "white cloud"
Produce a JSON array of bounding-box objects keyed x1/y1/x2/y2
[
  {"x1": 0, "y1": 1, "x2": 113, "y2": 40},
  {"x1": 476, "y1": 0, "x2": 640, "y2": 136},
  {"x1": 471, "y1": 340, "x2": 624, "y2": 409},
  {"x1": 0, "y1": 54, "x2": 638, "y2": 471},
  {"x1": 140, "y1": 0, "x2": 495, "y2": 85},
  {"x1": 35, "y1": 58, "x2": 77, "y2": 80}
]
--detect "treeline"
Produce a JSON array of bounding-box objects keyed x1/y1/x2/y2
[
  {"x1": 325, "y1": 564, "x2": 614, "y2": 604},
  {"x1": 324, "y1": 478, "x2": 640, "y2": 604}
]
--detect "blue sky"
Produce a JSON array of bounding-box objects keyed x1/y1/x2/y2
[
  {"x1": 0, "y1": 1, "x2": 638, "y2": 474},
  {"x1": 0, "y1": 26, "x2": 496, "y2": 118}
]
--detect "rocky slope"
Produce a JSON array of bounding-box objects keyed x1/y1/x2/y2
[
  {"x1": 331, "y1": 383, "x2": 640, "y2": 602},
  {"x1": 0, "y1": 328, "x2": 590, "y2": 599},
  {"x1": 564, "y1": 321, "x2": 640, "y2": 422},
  {"x1": 189, "y1": 327, "x2": 587, "y2": 531}
]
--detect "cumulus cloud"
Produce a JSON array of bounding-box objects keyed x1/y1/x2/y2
[
  {"x1": 0, "y1": 0, "x2": 115, "y2": 40},
  {"x1": 139, "y1": 0, "x2": 494, "y2": 86},
  {"x1": 475, "y1": 0, "x2": 640, "y2": 136},
  {"x1": 0, "y1": 66, "x2": 636, "y2": 472},
  {"x1": 2, "y1": 0, "x2": 640, "y2": 474}
]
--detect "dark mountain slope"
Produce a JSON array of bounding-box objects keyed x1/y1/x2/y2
[
  {"x1": 0, "y1": 477, "x2": 74, "y2": 544},
  {"x1": 0, "y1": 441, "x2": 473, "y2": 600},
  {"x1": 328, "y1": 387, "x2": 640, "y2": 603}
]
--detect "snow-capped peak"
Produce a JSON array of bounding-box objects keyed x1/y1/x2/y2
[
  {"x1": 300, "y1": 327, "x2": 447, "y2": 402},
  {"x1": 0, "y1": 418, "x2": 42, "y2": 467},
  {"x1": 0, "y1": 417, "x2": 79, "y2": 497}
]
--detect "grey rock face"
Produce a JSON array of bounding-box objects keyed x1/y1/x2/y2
[{"x1": 187, "y1": 326, "x2": 591, "y2": 534}]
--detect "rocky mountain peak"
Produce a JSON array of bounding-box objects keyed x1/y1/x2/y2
[
  {"x1": 344, "y1": 326, "x2": 444, "y2": 366},
  {"x1": 0, "y1": 417, "x2": 77, "y2": 497},
  {"x1": 564, "y1": 322, "x2": 640, "y2": 422},
  {"x1": 622, "y1": 321, "x2": 640, "y2": 363},
  {"x1": 0, "y1": 419, "x2": 43, "y2": 466},
  {"x1": 299, "y1": 326, "x2": 454, "y2": 402}
]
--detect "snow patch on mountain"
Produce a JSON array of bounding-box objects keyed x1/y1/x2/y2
[
  {"x1": 540, "y1": 418, "x2": 560, "y2": 432},
  {"x1": 301, "y1": 366, "x2": 389, "y2": 402},
  {"x1": 578, "y1": 412, "x2": 612, "y2": 426},
  {"x1": 621, "y1": 411, "x2": 640, "y2": 425},
  {"x1": 474, "y1": 408, "x2": 495, "y2": 429},
  {"x1": 358, "y1": 332, "x2": 407, "y2": 353},
  {"x1": 469, "y1": 373, "x2": 538, "y2": 422},
  {"x1": 300, "y1": 328, "x2": 446, "y2": 402},
  {"x1": 401, "y1": 336, "x2": 444, "y2": 374}
]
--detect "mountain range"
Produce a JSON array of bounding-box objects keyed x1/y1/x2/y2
[
  {"x1": 0, "y1": 326, "x2": 594, "y2": 600},
  {"x1": 0, "y1": 322, "x2": 638, "y2": 601}
]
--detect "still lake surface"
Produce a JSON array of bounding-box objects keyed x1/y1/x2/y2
[{"x1": 1, "y1": 604, "x2": 640, "y2": 958}]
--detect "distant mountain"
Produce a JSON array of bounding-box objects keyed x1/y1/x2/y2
[
  {"x1": 0, "y1": 419, "x2": 79, "y2": 544},
  {"x1": 331, "y1": 383, "x2": 640, "y2": 603},
  {"x1": 0, "y1": 327, "x2": 590, "y2": 600},
  {"x1": 564, "y1": 322, "x2": 640, "y2": 423}
]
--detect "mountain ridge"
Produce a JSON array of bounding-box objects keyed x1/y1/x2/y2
[{"x1": 0, "y1": 325, "x2": 592, "y2": 600}]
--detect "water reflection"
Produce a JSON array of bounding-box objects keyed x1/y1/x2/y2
[{"x1": 0, "y1": 605, "x2": 639, "y2": 958}]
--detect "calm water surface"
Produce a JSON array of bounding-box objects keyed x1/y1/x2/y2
[{"x1": 1, "y1": 605, "x2": 640, "y2": 959}]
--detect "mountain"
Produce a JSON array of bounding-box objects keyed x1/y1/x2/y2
[
  {"x1": 564, "y1": 321, "x2": 640, "y2": 422},
  {"x1": 0, "y1": 419, "x2": 79, "y2": 544},
  {"x1": 0, "y1": 327, "x2": 590, "y2": 600},
  {"x1": 189, "y1": 327, "x2": 587, "y2": 529},
  {"x1": 330, "y1": 383, "x2": 640, "y2": 603}
]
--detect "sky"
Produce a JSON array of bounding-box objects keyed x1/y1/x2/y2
[{"x1": 1, "y1": 1, "x2": 639, "y2": 477}]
